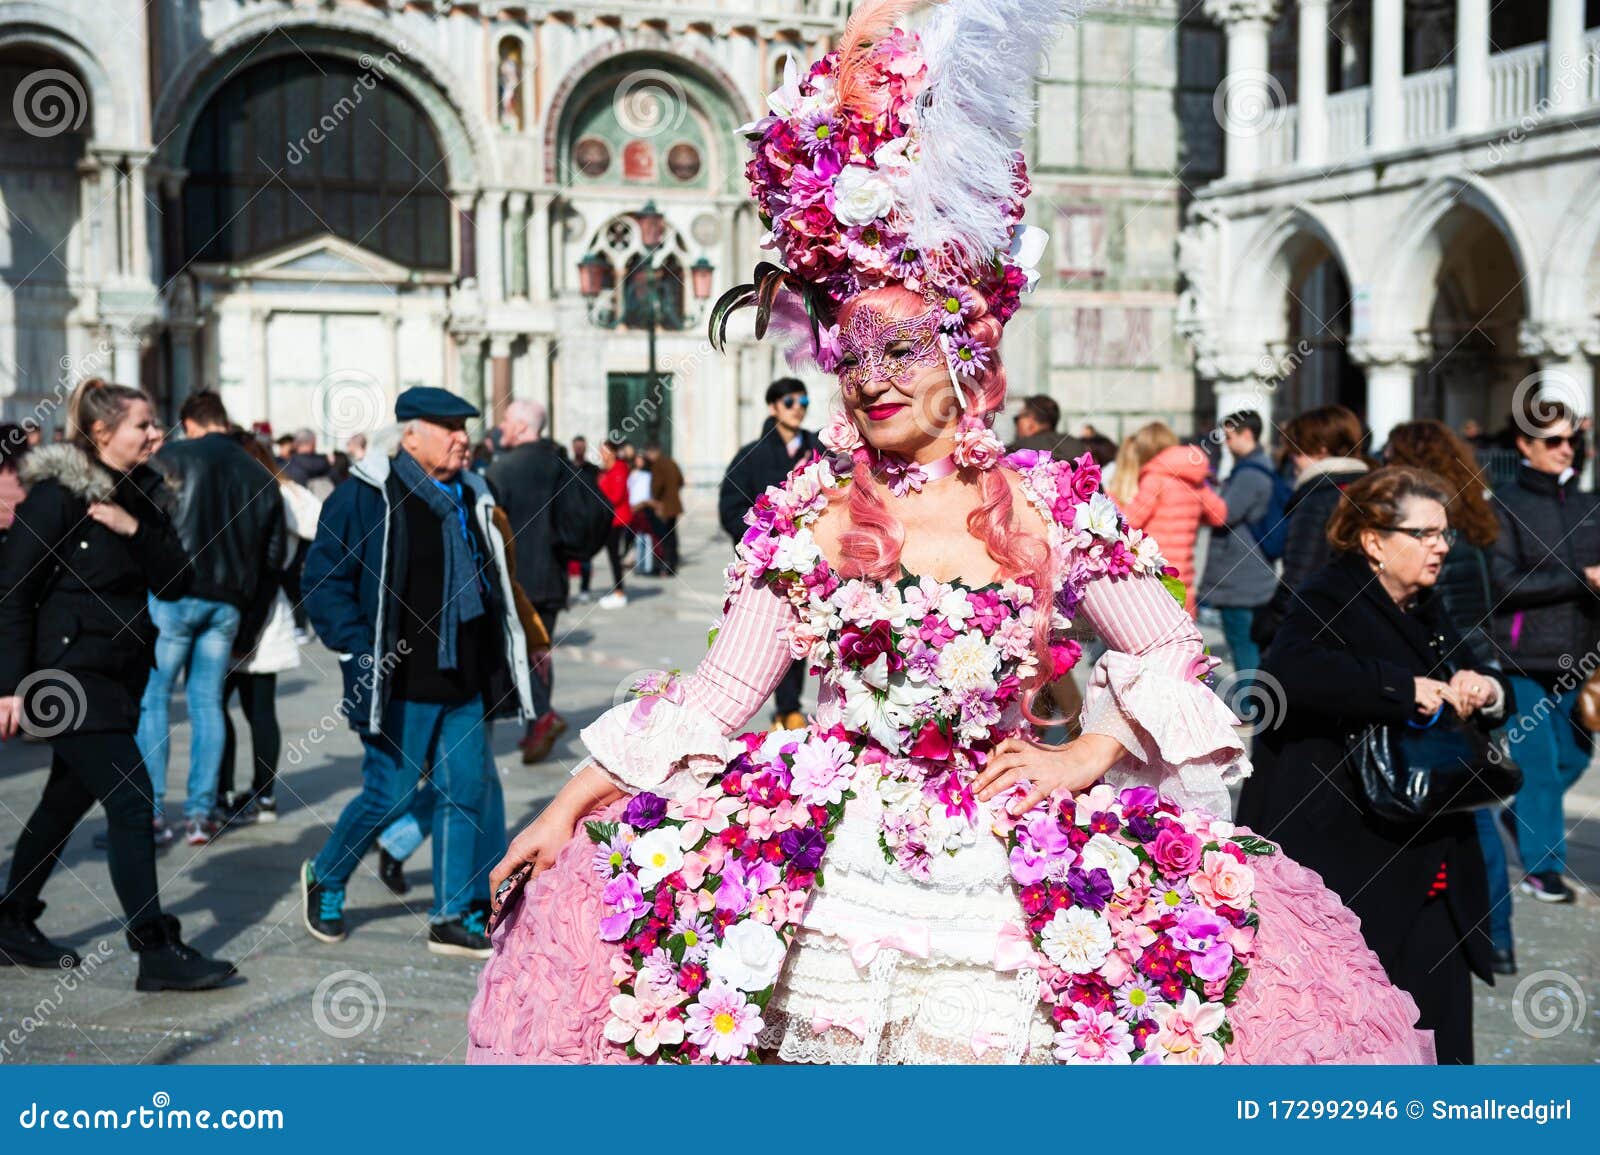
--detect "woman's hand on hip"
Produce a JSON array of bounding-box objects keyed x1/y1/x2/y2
[{"x1": 973, "y1": 732, "x2": 1126, "y2": 815}]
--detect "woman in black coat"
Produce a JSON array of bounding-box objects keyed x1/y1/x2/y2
[
  {"x1": 1236, "y1": 466, "x2": 1510, "y2": 1065},
  {"x1": 0, "y1": 379, "x2": 234, "y2": 990}
]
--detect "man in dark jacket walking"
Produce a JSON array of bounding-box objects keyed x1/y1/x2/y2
[
  {"x1": 136, "y1": 391, "x2": 284, "y2": 846},
  {"x1": 1198, "y1": 411, "x2": 1278, "y2": 709},
  {"x1": 488, "y1": 399, "x2": 570, "y2": 762},
  {"x1": 1007, "y1": 394, "x2": 1087, "y2": 462},
  {"x1": 719, "y1": 379, "x2": 821, "y2": 729},
  {"x1": 299, "y1": 388, "x2": 534, "y2": 957},
  {"x1": 1490, "y1": 398, "x2": 1600, "y2": 905}
]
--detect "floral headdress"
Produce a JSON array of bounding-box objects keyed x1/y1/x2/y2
[{"x1": 708, "y1": 0, "x2": 1087, "y2": 407}]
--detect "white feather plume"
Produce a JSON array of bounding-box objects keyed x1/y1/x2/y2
[{"x1": 905, "y1": 0, "x2": 1091, "y2": 272}]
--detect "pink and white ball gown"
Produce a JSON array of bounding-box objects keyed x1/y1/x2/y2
[{"x1": 467, "y1": 451, "x2": 1434, "y2": 1064}]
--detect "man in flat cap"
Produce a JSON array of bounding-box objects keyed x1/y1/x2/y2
[{"x1": 297, "y1": 387, "x2": 534, "y2": 958}]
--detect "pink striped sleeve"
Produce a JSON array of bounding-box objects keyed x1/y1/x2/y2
[
  {"x1": 577, "y1": 571, "x2": 799, "y2": 796},
  {"x1": 1076, "y1": 571, "x2": 1250, "y2": 817}
]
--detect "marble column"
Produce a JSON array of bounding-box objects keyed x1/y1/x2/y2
[
  {"x1": 1348, "y1": 338, "x2": 1424, "y2": 452},
  {"x1": 1455, "y1": 0, "x2": 1490, "y2": 134},
  {"x1": 1370, "y1": 0, "x2": 1404, "y2": 151},
  {"x1": 454, "y1": 192, "x2": 478, "y2": 285},
  {"x1": 1204, "y1": 0, "x2": 1283, "y2": 180},
  {"x1": 1547, "y1": 0, "x2": 1589, "y2": 114},
  {"x1": 1297, "y1": 0, "x2": 1329, "y2": 166},
  {"x1": 476, "y1": 191, "x2": 506, "y2": 303},
  {"x1": 456, "y1": 330, "x2": 487, "y2": 425},
  {"x1": 489, "y1": 334, "x2": 513, "y2": 423},
  {"x1": 529, "y1": 194, "x2": 551, "y2": 302},
  {"x1": 506, "y1": 192, "x2": 529, "y2": 300}
]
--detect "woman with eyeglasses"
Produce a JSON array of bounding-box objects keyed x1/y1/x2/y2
[
  {"x1": 1236, "y1": 466, "x2": 1511, "y2": 1064},
  {"x1": 1383, "y1": 421, "x2": 1518, "y2": 977},
  {"x1": 1486, "y1": 397, "x2": 1600, "y2": 908}
]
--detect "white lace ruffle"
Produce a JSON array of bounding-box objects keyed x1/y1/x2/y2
[
  {"x1": 578, "y1": 692, "x2": 737, "y2": 800},
  {"x1": 761, "y1": 771, "x2": 1054, "y2": 1064},
  {"x1": 1080, "y1": 649, "x2": 1251, "y2": 819}
]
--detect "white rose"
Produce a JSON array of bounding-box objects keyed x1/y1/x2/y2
[
  {"x1": 629, "y1": 827, "x2": 685, "y2": 888},
  {"x1": 831, "y1": 164, "x2": 896, "y2": 226},
  {"x1": 706, "y1": 920, "x2": 787, "y2": 991},
  {"x1": 1078, "y1": 833, "x2": 1139, "y2": 892},
  {"x1": 1039, "y1": 908, "x2": 1114, "y2": 973}
]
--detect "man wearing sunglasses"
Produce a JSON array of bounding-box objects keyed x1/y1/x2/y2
[
  {"x1": 718, "y1": 378, "x2": 821, "y2": 729},
  {"x1": 1489, "y1": 397, "x2": 1600, "y2": 906}
]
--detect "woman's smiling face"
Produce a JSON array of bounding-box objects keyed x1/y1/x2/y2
[{"x1": 834, "y1": 299, "x2": 959, "y2": 457}]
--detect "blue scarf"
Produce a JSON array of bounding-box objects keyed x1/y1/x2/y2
[{"x1": 392, "y1": 450, "x2": 486, "y2": 671}]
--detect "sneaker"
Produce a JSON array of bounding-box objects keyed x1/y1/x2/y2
[
  {"x1": 254, "y1": 796, "x2": 278, "y2": 824},
  {"x1": 301, "y1": 861, "x2": 348, "y2": 943},
  {"x1": 1520, "y1": 871, "x2": 1576, "y2": 904},
  {"x1": 184, "y1": 816, "x2": 222, "y2": 846},
  {"x1": 152, "y1": 815, "x2": 176, "y2": 848},
  {"x1": 598, "y1": 591, "x2": 628, "y2": 609},
  {"x1": 573, "y1": 590, "x2": 594, "y2": 604},
  {"x1": 220, "y1": 798, "x2": 258, "y2": 829},
  {"x1": 520, "y1": 712, "x2": 569, "y2": 765},
  {"x1": 377, "y1": 849, "x2": 409, "y2": 896},
  {"x1": 428, "y1": 910, "x2": 492, "y2": 959},
  {"x1": 129, "y1": 914, "x2": 234, "y2": 992},
  {"x1": 1490, "y1": 946, "x2": 1518, "y2": 976},
  {"x1": 0, "y1": 903, "x2": 81, "y2": 969}
]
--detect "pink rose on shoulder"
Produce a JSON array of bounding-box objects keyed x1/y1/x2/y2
[
  {"x1": 953, "y1": 418, "x2": 1006, "y2": 471},
  {"x1": 1068, "y1": 455, "x2": 1102, "y2": 503},
  {"x1": 1150, "y1": 828, "x2": 1204, "y2": 876},
  {"x1": 820, "y1": 410, "x2": 864, "y2": 453},
  {"x1": 1190, "y1": 849, "x2": 1256, "y2": 909}
]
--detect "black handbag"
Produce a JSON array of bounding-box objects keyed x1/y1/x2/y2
[{"x1": 1347, "y1": 710, "x2": 1522, "y2": 824}]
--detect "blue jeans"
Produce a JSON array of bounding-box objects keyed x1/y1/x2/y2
[
  {"x1": 378, "y1": 727, "x2": 508, "y2": 907},
  {"x1": 1216, "y1": 606, "x2": 1261, "y2": 713},
  {"x1": 312, "y1": 696, "x2": 498, "y2": 921},
  {"x1": 136, "y1": 596, "x2": 241, "y2": 822},
  {"x1": 1505, "y1": 676, "x2": 1592, "y2": 875},
  {"x1": 1472, "y1": 807, "x2": 1514, "y2": 954}
]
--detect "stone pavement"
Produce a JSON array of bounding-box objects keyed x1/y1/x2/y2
[{"x1": 0, "y1": 504, "x2": 1595, "y2": 1064}]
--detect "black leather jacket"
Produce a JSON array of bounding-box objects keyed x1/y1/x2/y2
[{"x1": 155, "y1": 432, "x2": 286, "y2": 611}]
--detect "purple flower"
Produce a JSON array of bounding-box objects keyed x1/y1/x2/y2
[
  {"x1": 1066, "y1": 866, "x2": 1114, "y2": 912},
  {"x1": 598, "y1": 873, "x2": 646, "y2": 941},
  {"x1": 623, "y1": 792, "x2": 667, "y2": 831},
  {"x1": 798, "y1": 111, "x2": 840, "y2": 157},
  {"x1": 1124, "y1": 815, "x2": 1159, "y2": 843},
  {"x1": 779, "y1": 827, "x2": 827, "y2": 871},
  {"x1": 1173, "y1": 908, "x2": 1235, "y2": 982},
  {"x1": 1118, "y1": 785, "x2": 1160, "y2": 814},
  {"x1": 946, "y1": 333, "x2": 993, "y2": 376}
]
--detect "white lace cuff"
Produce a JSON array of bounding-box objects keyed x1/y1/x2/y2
[
  {"x1": 1080, "y1": 649, "x2": 1252, "y2": 819},
  {"x1": 578, "y1": 677, "x2": 738, "y2": 799}
]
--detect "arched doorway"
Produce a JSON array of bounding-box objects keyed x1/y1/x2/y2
[
  {"x1": 0, "y1": 46, "x2": 92, "y2": 424},
  {"x1": 1415, "y1": 205, "x2": 1529, "y2": 435},
  {"x1": 176, "y1": 53, "x2": 459, "y2": 443}
]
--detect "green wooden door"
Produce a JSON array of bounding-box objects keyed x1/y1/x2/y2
[{"x1": 606, "y1": 371, "x2": 673, "y2": 456}]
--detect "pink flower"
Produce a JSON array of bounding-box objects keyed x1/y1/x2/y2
[
  {"x1": 1067, "y1": 454, "x2": 1102, "y2": 502},
  {"x1": 685, "y1": 981, "x2": 764, "y2": 1061},
  {"x1": 1151, "y1": 990, "x2": 1227, "y2": 1064},
  {"x1": 820, "y1": 409, "x2": 863, "y2": 453},
  {"x1": 670, "y1": 792, "x2": 743, "y2": 847},
  {"x1": 789, "y1": 735, "x2": 854, "y2": 805},
  {"x1": 907, "y1": 719, "x2": 955, "y2": 762},
  {"x1": 1190, "y1": 849, "x2": 1256, "y2": 910},
  {"x1": 598, "y1": 873, "x2": 646, "y2": 941},
  {"x1": 1053, "y1": 1009, "x2": 1135, "y2": 1064},
  {"x1": 952, "y1": 417, "x2": 1005, "y2": 471},
  {"x1": 1150, "y1": 828, "x2": 1204, "y2": 876},
  {"x1": 603, "y1": 992, "x2": 687, "y2": 1058}
]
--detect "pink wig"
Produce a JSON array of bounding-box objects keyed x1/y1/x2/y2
[{"x1": 825, "y1": 285, "x2": 1057, "y2": 704}]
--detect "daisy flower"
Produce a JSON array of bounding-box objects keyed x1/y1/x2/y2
[
  {"x1": 946, "y1": 332, "x2": 993, "y2": 376},
  {"x1": 685, "y1": 981, "x2": 764, "y2": 1061}
]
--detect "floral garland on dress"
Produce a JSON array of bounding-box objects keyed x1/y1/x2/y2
[{"x1": 586, "y1": 417, "x2": 1268, "y2": 1063}]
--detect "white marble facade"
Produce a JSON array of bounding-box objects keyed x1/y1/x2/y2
[
  {"x1": 0, "y1": 0, "x2": 1205, "y2": 483},
  {"x1": 1187, "y1": 0, "x2": 1600, "y2": 450}
]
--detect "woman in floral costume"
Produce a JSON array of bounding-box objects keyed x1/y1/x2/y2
[{"x1": 468, "y1": 0, "x2": 1435, "y2": 1065}]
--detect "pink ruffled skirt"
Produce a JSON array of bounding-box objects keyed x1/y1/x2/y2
[{"x1": 466, "y1": 805, "x2": 1434, "y2": 1065}]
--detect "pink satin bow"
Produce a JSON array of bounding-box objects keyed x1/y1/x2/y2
[
  {"x1": 846, "y1": 926, "x2": 932, "y2": 970},
  {"x1": 993, "y1": 922, "x2": 1038, "y2": 972},
  {"x1": 809, "y1": 1013, "x2": 869, "y2": 1039}
]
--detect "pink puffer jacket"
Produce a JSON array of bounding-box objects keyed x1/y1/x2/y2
[{"x1": 1123, "y1": 445, "x2": 1227, "y2": 615}]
